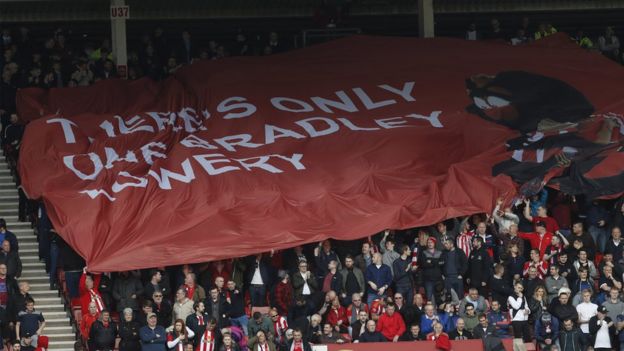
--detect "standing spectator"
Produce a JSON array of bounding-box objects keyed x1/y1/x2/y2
[
  {"x1": 380, "y1": 231, "x2": 400, "y2": 274},
  {"x1": 268, "y1": 307, "x2": 288, "y2": 345},
  {"x1": 420, "y1": 237, "x2": 444, "y2": 301},
  {"x1": 559, "y1": 318, "x2": 583, "y2": 351},
  {"x1": 487, "y1": 300, "x2": 511, "y2": 338},
  {"x1": 119, "y1": 308, "x2": 141, "y2": 351},
  {"x1": 545, "y1": 265, "x2": 569, "y2": 303},
  {"x1": 246, "y1": 254, "x2": 272, "y2": 307},
  {"x1": 16, "y1": 299, "x2": 45, "y2": 346},
  {"x1": 339, "y1": 255, "x2": 365, "y2": 306},
  {"x1": 291, "y1": 260, "x2": 317, "y2": 306},
  {"x1": 589, "y1": 305, "x2": 616, "y2": 351},
  {"x1": 181, "y1": 273, "x2": 205, "y2": 304},
  {"x1": 442, "y1": 238, "x2": 467, "y2": 297},
  {"x1": 273, "y1": 272, "x2": 292, "y2": 315},
  {"x1": 393, "y1": 245, "x2": 415, "y2": 304},
  {"x1": 152, "y1": 290, "x2": 172, "y2": 328},
  {"x1": 113, "y1": 271, "x2": 144, "y2": 313},
  {"x1": 602, "y1": 287, "x2": 624, "y2": 322},
  {"x1": 321, "y1": 260, "x2": 341, "y2": 294},
  {"x1": 224, "y1": 281, "x2": 247, "y2": 336},
  {"x1": 140, "y1": 313, "x2": 167, "y2": 351},
  {"x1": 605, "y1": 227, "x2": 624, "y2": 264},
  {"x1": 204, "y1": 287, "x2": 228, "y2": 329},
  {"x1": 587, "y1": 200, "x2": 610, "y2": 253},
  {"x1": 89, "y1": 310, "x2": 118, "y2": 351},
  {"x1": 504, "y1": 243, "x2": 525, "y2": 283},
  {"x1": 508, "y1": 282, "x2": 530, "y2": 343},
  {"x1": 166, "y1": 319, "x2": 195, "y2": 351},
  {"x1": 467, "y1": 236, "x2": 492, "y2": 296},
  {"x1": 524, "y1": 249, "x2": 548, "y2": 280},
  {"x1": 459, "y1": 288, "x2": 489, "y2": 316},
  {"x1": 576, "y1": 289, "x2": 598, "y2": 339},
  {"x1": 9, "y1": 281, "x2": 31, "y2": 324},
  {"x1": 519, "y1": 222, "x2": 554, "y2": 259},
  {"x1": 58, "y1": 237, "x2": 85, "y2": 299},
  {"x1": 354, "y1": 242, "x2": 373, "y2": 273},
  {"x1": 350, "y1": 310, "x2": 369, "y2": 342},
  {"x1": 80, "y1": 302, "x2": 100, "y2": 342},
  {"x1": 145, "y1": 270, "x2": 169, "y2": 300},
  {"x1": 528, "y1": 285, "x2": 547, "y2": 326},
  {"x1": 365, "y1": 253, "x2": 392, "y2": 306},
  {"x1": 79, "y1": 271, "x2": 105, "y2": 316},
  {"x1": 598, "y1": 27, "x2": 621, "y2": 62},
  {"x1": 573, "y1": 250, "x2": 597, "y2": 280},
  {"x1": 314, "y1": 240, "x2": 340, "y2": 283},
  {"x1": 185, "y1": 301, "x2": 208, "y2": 348},
  {"x1": 0, "y1": 240, "x2": 20, "y2": 278},
  {"x1": 172, "y1": 289, "x2": 194, "y2": 325},
  {"x1": 490, "y1": 264, "x2": 513, "y2": 311}
]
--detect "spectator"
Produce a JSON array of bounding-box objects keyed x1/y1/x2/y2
[
  {"x1": 420, "y1": 303, "x2": 448, "y2": 335},
  {"x1": 16, "y1": 298, "x2": 45, "y2": 345},
  {"x1": 219, "y1": 332, "x2": 241, "y2": 351},
  {"x1": 598, "y1": 27, "x2": 621, "y2": 62},
  {"x1": 523, "y1": 249, "x2": 548, "y2": 280},
  {"x1": 380, "y1": 231, "x2": 400, "y2": 273},
  {"x1": 354, "y1": 242, "x2": 372, "y2": 273},
  {"x1": 321, "y1": 260, "x2": 342, "y2": 294},
  {"x1": 350, "y1": 310, "x2": 368, "y2": 342},
  {"x1": 393, "y1": 292, "x2": 416, "y2": 327},
  {"x1": 166, "y1": 319, "x2": 195, "y2": 351},
  {"x1": 152, "y1": 290, "x2": 172, "y2": 328},
  {"x1": 248, "y1": 329, "x2": 276, "y2": 350},
  {"x1": 420, "y1": 237, "x2": 444, "y2": 300},
  {"x1": 303, "y1": 314, "x2": 322, "y2": 344},
  {"x1": 573, "y1": 250, "x2": 597, "y2": 279},
  {"x1": 448, "y1": 318, "x2": 472, "y2": 340},
  {"x1": 246, "y1": 254, "x2": 272, "y2": 308},
  {"x1": 534, "y1": 23, "x2": 557, "y2": 40},
  {"x1": 465, "y1": 23, "x2": 478, "y2": 41},
  {"x1": 145, "y1": 270, "x2": 170, "y2": 300},
  {"x1": 461, "y1": 304, "x2": 479, "y2": 333},
  {"x1": 172, "y1": 289, "x2": 194, "y2": 325},
  {"x1": 364, "y1": 253, "x2": 392, "y2": 305},
  {"x1": 0, "y1": 219, "x2": 18, "y2": 252},
  {"x1": 224, "y1": 281, "x2": 247, "y2": 335},
  {"x1": 140, "y1": 313, "x2": 167, "y2": 351},
  {"x1": 375, "y1": 303, "x2": 405, "y2": 342},
  {"x1": 504, "y1": 243, "x2": 525, "y2": 283},
  {"x1": 70, "y1": 59, "x2": 93, "y2": 86},
  {"x1": 79, "y1": 271, "x2": 105, "y2": 316},
  {"x1": 467, "y1": 236, "x2": 492, "y2": 296},
  {"x1": 559, "y1": 318, "x2": 583, "y2": 351},
  {"x1": 292, "y1": 260, "x2": 317, "y2": 307},
  {"x1": 589, "y1": 305, "x2": 616, "y2": 350},
  {"x1": 314, "y1": 240, "x2": 341, "y2": 283},
  {"x1": 358, "y1": 320, "x2": 385, "y2": 343},
  {"x1": 80, "y1": 302, "x2": 100, "y2": 342},
  {"x1": 508, "y1": 282, "x2": 530, "y2": 342},
  {"x1": 113, "y1": 271, "x2": 144, "y2": 313},
  {"x1": 273, "y1": 271, "x2": 292, "y2": 315},
  {"x1": 587, "y1": 200, "x2": 610, "y2": 253},
  {"x1": 185, "y1": 301, "x2": 208, "y2": 347},
  {"x1": 472, "y1": 313, "x2": 497, "y2": 340},
  {"x1": 545, "y1": 265, "x2": 569, "y2": 303},
  {"x1": 325, "y1": 298, "x2": 347, "y2": 334},
  {"x1": 204, "y1": 287, "x2": 227, "y2": 328},
  {"x1": 442, "y1": 238, "x2": 467, "y2": 298},
  {"x1": 339, "y1": 255, "x2": 365, "y2": 306},
  {"x1": 487, "y1": 300, "x2": 510, "y2": 338},
  {"x1": 89, "y1": 310, "x2": 117, "y2": 351},
  {"x1": 119, "y1": 308, "x2": 142, "y2": 351},
  {"x1": 138, "y1": 300, "x2": 154, "y2": 327},
  {"x1": 534, "y1": 312, "x2": 559, "y2": 351},
  {"x1": 268, "y1": 307, "x2": 288, "y2": 345},
  {"x1": 181, "y1": 273, "x2": 205, "y2": 304},
  {"x1": 519, "y1": 222, "x2": 554, "y2": 259},
  {"x1": 393, "y1": 245, "x2": 415, "y2": 303},
  {"x1": 197, "y1": 318, "x2": 220, "y2": 351},
  {"x1": 524, "y1": 198, "x2": 560, "y2": 234},
  {"x1": 0, "y1": 240, "x2": 21, "y2": 278},
  {"x1": 9, "y1": 281, "x2": 31, "y2": 324},
  {"x1": 605, "y1": 227, "x2": 624, "y2": 264},
  {"x1": 248, "y1": 312, "x2": 274, "y2": 338},
  {"x1": 576, "y1": 289, "x2": 597, "y2": 337},
  {"x1": 571, "y1": 268, "x2": 594, "y2": 304},
  {"x1": 549, "y1": 290, "x2": 578, "y2": 325}
]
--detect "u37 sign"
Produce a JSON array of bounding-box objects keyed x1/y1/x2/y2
[{"x1": 110, "y1": 5, "x2": 130, "y2": 19}]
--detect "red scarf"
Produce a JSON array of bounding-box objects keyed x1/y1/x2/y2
[
  {"x1": 199, "y1": 329, "x2": 214, "y2": 351},
  {"x1": 90, "y1": 289, "x2": 105, "y2": 312},
  {"x1": 293, "y1": 341, "x2": 303, "y2": 351}
]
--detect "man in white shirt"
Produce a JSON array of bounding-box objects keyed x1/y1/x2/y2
[
  {"x1": 575, "y1": 289, "x2": 597, "y2": 339},
  {"x1": 589, "y1": 305, "x2": 615, "y2": 351}
]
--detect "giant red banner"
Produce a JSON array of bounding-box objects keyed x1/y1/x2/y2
[{"x1": 17, "y1": 34, "x2": 624, "y2": 271}]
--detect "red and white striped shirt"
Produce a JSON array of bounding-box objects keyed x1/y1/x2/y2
[
  {"x1": 273, "y1": 315, "x2": 288, "y2": 343},
  {"x1": 457, "y1": 231, "x2": 474, "y2": 258}
]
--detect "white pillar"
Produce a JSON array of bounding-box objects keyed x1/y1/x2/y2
[
  {"x1": 110, "y1": 0, "x2": 128, "y2": 78},
  {"x1": 418, "y1": 0, "x2": 434, "y2": 38}
]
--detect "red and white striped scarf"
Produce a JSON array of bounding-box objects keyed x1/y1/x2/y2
[
  {"x1": 199, "y1": 329, "x2": 215, "y2": 351},
  {"x1": 411, "y1": 245, "x2": 419, "y2": 267},
  {"x1": 90, "y1": 289, "x2": 105, "y2": 312},
  {"x1": 273, "y1": 316, "x2": 288, "y2": 342},
  {"x1": 457, "y1": 232, "x2": 474, "y2": 258}
]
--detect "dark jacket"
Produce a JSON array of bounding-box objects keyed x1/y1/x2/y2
[
  {"x1": 225, "y1": 289, "x2": 245, "y2": 318},
  {"x1": 588, "y1": 315, "x2": 616, "y2": 348},
  {"x1": 90, "y1": 320, "x2": 118, "y2": 351},
  {"x1": 113, "y1": 274, "x2": 144, "y2": 312},
  {"x1": 203, "y1": 297, "x2": 229, "y2": 328},
  {"x1": 468, "y1": 247, "x2": 493, "y2": 285},
  {"x1": 400, "y1": 330, "x2": 425, "y2": 341},
  {"x1": 185, "y1": 312, "x2": 210, "y2": 346},
  {"x1": 559, "y1": 327, "x2": 584, "y2": 351},
  {"x1": 420, "y1": 249, "x2": 444, "y2": 281},
  {"x1": 489, "y1": 276, "x2": 514, "y2": 311},
  {"x1": 0, "y1": 250, "x2": 21, "y2": 278},
  {"x1": 285, "y1": 340, "x2": 312, "y2": 351},
  {"x1": 358, "y1": 330, "x2": 387, "y2": 342},
  {"x1": 140, "y1": 325, "x2": 167, "y2": 351},
  {"x1": 441, "y1": 248, "x2": 468, "y2": 277},
  {"x1": 548, "y1": 300, "x2": 578, "y2": 324},
  {"x1": 119, "y1": 320, "x2": 142, "y2": 351},
  {"x1": 153, "y1": 300, "x2": 172, "y2": 328},
  {"x1": 351, "y1": 320, "x2": 366, "y2": 341},
  {"x1": 392, "y1": 256, "x2": 413, "y2": 289},
  {"x1": 245, "y1": 257, "x2": 273, "y2": 287},
  {"x1": 472, "y1": 324, "x2": 497, "y2": 340},
  {"x1": 338, "y1": 267, "x2": 365, "y2": 296},
  {"x1": 448, "y1": 328, "x2": 473, "y2": 340},
  {"x1": 292, "y1": 272, "x2": 318, "y2": 297}
]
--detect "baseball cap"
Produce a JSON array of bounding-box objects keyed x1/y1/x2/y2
[
  {"x1": 558, "y1": 287, "x2": 572, "y2": 296},
  {"x1": 598, "y1": 306, "x2": 608, "y2": 313},
  {"x1": 147, "y1": 312, "x2": 157, "y2": 319}
]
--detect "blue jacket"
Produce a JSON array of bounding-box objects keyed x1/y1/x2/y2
[
  {"x1": 364, "y1": 264, "x2": 392, "y2": 294},
  {"x1": 420, "y1": 313, "x2": 449, "y2": 335},
  {"x1": 140, "y1": 325, "x2": 166, "y2": 351},
  {"x1": 530, "y1": 190, "x2": 548, "y2": 217},
  {"x1": 535, "y1": 316, "x2": 560, "y2": 344}
]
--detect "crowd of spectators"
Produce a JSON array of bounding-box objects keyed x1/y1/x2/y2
[{"x1": 1, "y1": 14, "x2": 624, "y2": 351}]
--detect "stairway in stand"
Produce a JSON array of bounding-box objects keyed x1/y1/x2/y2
[{"x1": 0, "y1": 151, "x2": 75, "y2": 351}]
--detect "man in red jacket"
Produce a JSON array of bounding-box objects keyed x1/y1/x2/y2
[
  {"x1": 375, "y1": 303, "x2": 406, "y2": 342},
  {"x1": 518, "y1": 221, "x2": 554, "y2": 259}
]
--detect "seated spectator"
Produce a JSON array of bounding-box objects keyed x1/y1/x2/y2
[
  {"x1": 574, "y1": 249, "x2": 597, "y2": 279},
  {"x1": 487, "y1": 300, "x2": 511, "y2": 338},
  {"x1": 346, "y1": 292, "x2": 368, "y2": 326},
  {"x1": 79, "y1": 270, "x2": 105, "y2": 316},
  {"x1": 523, "y1": 265, "x2": 544, "y2": 297},
  {"x1": 140, "y1": 313, "x2": 167, "y2": 351},
  {"x1": 559, "y1": 318, "x2": 583, "y2": 351},
  {"x1": 80, "y1": 302, "x2": 99, "y2": 341},
  {"x1": 69, "y1": 59, "x2": 93, "y2": 86},
  {"x1": 393, "y1": 292, "x2": 416, "y2": 326},
  {"x1": 425, "y1": 321, "x2": 450, "y2": 347},
  {"x1": 350, "y1": 310, "x2": 369, "y2": 342},
  {"x1": 89, "y1": 310, "x2": 117, "y2": 351},
  {"x1": 248, "y1": 330, "x2": 276, "y2": 351},
  {"x1": 461, "y1": 304, "x2": 479, "y2": 333},
  {"x1": 303, "y1": 314, "x2": 322, "y2": 344},
  {"x1": 448, "y1": 318, "x2": 473, "y2": 340},
  {"x1": 268, "y1": 307, "x2": 288, "y2": 346},
  {"x1": 357, "y1": 320, "x2": 385, "y2": 343},
  {"x1": 0, "y1": 239, "x2": 21, "y2": 278},
  {"x1": 181, "y1": 273, "x2": 205, "y2": 303},
  {"x1": 9, "y1": 281, "x2": 32, "y2": 325},
  {"x1": 420, "y1": 303, "x2": 448, "y2": 335},
  {"x1": 119, "y1": 308, "x2": 141, "y2": 351},
  {"x1": 535, "y1": 311, "x2": 559, "y2": 350},
  {"x1": 0, "y1": 219, "x2": 19, "y2": 253},
  {"x1": 172, "y1": 289, "x2": 194, "y2": 325},
  {"x1": 166, "y1": 319, "x2": 195, "y2": 351},
  {"x1": 376, "y1": 303, "x2": 405, "y2": 342},
  {"x1": 16, "y1": 298, "x2": 45, "y2": 346},
  {"x1": 219, "y1": 332, "x2": 241, "y2": 351},
  {"x1": 400, "y1": 323, "x2": 423, "y2": 341},
  {"x1": 248, "y1": 312, "x2": 274, "y2": 338},
  {"x1": 319, "y1": 322, "x2": 345, "y2": 344},
  {"x1": 20, "y1": 333, "x2": 36, "y2": 351},
  {"x1": 113, "y1": 271, "x2": 144, "y2": 313},
  {"x1": 137, "y1": 300, "x2": 154, "y2": 327},
  {"x1": 472, "y1": 313, "x2": 497, "y2": 340},
  {"x1": 283, "y1": 328, "x2": 310, "y2": 351},
  {"x1": 605, "y1": 227, "x2": 624, "y2": 263},
  {"x1": 549, "y1": 289, "x2": 578, "y2": 325},
  {"x1": 153, "y1": 290, "x2": 172, "y2": 328},
  {"x1": 534, "y1": 23, "x2": 557, "y2": 40}
]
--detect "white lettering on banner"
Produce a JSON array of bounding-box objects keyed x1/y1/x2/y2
[
  {"x1": 176, "y1": 107, "x2": 208, "y2": 132},
  {"x1": 375, "y1": 117, "x2": 411, "y2": 129},
  {"x1": 180, "y1": 135, "x2": 219, "y2": 150},
  {"x1": 193, "y1": 154, "x2": 241, "y2": 175},
  {"x1": 80, "y1": 189, "x2": 117, "y2": 201},
  {"x1": 148, "y1": 159, "x2": 196, "y2": 190},
  {"x1": 270, "y1": 97, "x2": 315, "y2": 113},
  {"x1": 48, "y1": 118, "x2": 79, "y2": 144},
  {"x1": 273, "y1": 153, "x2": 306, "y2": 170},
  {"x1": 379, "y1": 82, "x2": 416, "y2": 102},
  {"x1": 295, "y1": 117, "x2": 340, "y2": 137},
  {"x1": 141, "y1": 142, "x2": 167, "y2": 165},
  {"x1": 352, "y1": 87, "x2": 395, "y2": 110},
  {"x1": 337, "y1": 117, "x2": 380, "y2": 131},
  {"x1": 214, "y1": 134, "x2": 263, "y2": 152},
  {"x1": 310, "y1": 91, "x2": 358, "y2": 114},
  {"x1": 236, "y1": 156, "x2": 284, "y2": 173},
  {"x1": 145, "y1": 111, "x2": 174, "y2": 131},
  {"x1": 111, "y1": 172, "x2": 148, "y2": 192},
  {"x1": 217, "y1": 97, "x2": 257, "y2": 119},
  {"x1": 64, "y1": 154, "x2": 103, "y2": 180},
  {"x1": 405, "y1": 111, "x2": 443, "y2": 128},
  {"x1": 264, "y1": 124, "x2": 306, "y2": 144},
  {"x1": 104, "y1": 147, "x2": 138, "y2": 169}
]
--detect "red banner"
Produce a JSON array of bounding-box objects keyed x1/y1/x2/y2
[{"x1": 17, "y1": 34, "x2": 624, "y2": 271}]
